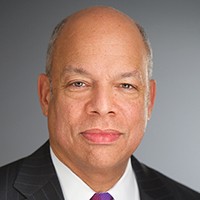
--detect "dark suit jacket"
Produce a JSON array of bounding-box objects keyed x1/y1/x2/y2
[{"x1": 0, "y1": 141, "x2": 199, "y2": 200}]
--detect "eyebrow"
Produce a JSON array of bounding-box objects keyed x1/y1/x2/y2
[
  {"x1": 118, "y1": 70, "x2": 143, "y2": 82},
  {"x1": 61, "y1": 65, "x2": 91, "y2": 77}
]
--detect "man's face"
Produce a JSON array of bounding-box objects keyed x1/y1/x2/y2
[{"x1": 38, "y1": 14, "x2": 155, "y2": 174}]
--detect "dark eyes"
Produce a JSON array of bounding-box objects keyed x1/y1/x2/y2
[
  {"x1": 66, "y1": 81, "x2": 138, "y2": 93},
  {"x1": 120, "y1": 83, "x2": 133, "y2": 89},
  {"x1": 71, "y1": 81, "x2": 86, "y2": 87},
  {"x1": 65, "y1": 81, "x2": 88, "y2": 91},
  {"x1": 119, "y1": 83, "x2": 138, "y2": 91},
  {"x1": 70, "y1": 82, "x2": 135, "y2": 88}
]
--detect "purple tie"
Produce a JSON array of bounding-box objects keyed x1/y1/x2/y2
[{"x1": 90, "y1": 192, "x2": 114, "y2": 200}]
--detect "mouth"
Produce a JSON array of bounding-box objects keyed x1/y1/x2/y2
[{"x1": 81, "y1": 129, "x2": 122, "y2": 144}]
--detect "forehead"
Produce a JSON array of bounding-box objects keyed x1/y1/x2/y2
[
  {"x1": 52, "y1": 43, "x2": 146, "y2": 80},
  {"x1": 51, "y1": 9, "x2": 148, "y2": 78}
]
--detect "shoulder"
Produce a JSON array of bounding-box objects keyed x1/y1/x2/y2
[
  {"x1": 0, "y1": 158, "x2": 24, "y2": 184},
  {"x1": 0, "y1": 158, "x2": 25, "y2": 199},
  {"x1": 0, "y1": 141, "x2": 51, "y2": 199},
  {"x1": 131, "y1": 156, "x2": 200, "y2": 199},
  {"x1": 151, "y1": 167, "x2": 200, "y2": 199}
]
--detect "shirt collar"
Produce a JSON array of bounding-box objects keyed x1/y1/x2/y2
[
  {"x1": 109, "y1": 159, "x2": 140, "y2": 200},
  {"x1": 50, "y1": 148, "x2": 140, "y2": 200}
]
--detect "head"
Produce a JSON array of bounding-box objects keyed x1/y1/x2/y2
[{"x1": 38, "y1": 6, "x2": 156, "y2": 185}]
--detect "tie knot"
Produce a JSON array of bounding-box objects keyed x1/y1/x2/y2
[{"x1": 90, "y1": 192, "x2": 113, "y2": 200}]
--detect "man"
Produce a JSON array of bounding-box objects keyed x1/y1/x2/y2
[{"x1": 0, "y1": 6, "x2": 199, "y2": 200}]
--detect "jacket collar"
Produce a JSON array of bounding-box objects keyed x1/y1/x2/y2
[{"x1": 14, "y1": 141, "x2": 64, "y2": 199}]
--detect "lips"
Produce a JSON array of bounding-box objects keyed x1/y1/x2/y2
[{"x1": 81, "y1": 129, "x2": 121, "y2": 144}]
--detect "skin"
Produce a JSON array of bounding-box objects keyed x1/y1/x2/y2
[{"x1": 38, "y1": 6, "x2": 156, "y2": 192}]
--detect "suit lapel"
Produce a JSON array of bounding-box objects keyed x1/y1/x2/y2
[
  {"x1": 131, "y1": 156, "x2": 175, "y2": 200},
  {"x1": 13, "y1": 141, "x2": 64, "y2": 200}
]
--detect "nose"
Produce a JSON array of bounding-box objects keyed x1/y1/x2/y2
[{"x1": 86, "y1": 85, "x2": 116, "y2": 116}]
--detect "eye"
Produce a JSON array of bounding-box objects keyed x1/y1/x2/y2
[
  {"x1": 65, "y1": 80, "x2": 90, "y2": 92},
  {"x1": 120, "y1": 83, "x2": 135, "y2": 89},
  {"x1": 71, "y1": 81, "x2": 86, "y2": 87}
]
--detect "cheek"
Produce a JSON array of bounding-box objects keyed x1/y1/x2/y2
[
  {"x1": 48, "y1": 98, "x2": 82, "y2": 153},
  {"x1": 121, "y1": 98, "x2": 147, "y2": 123},
  {"x1": 51, "y1": 97, "x2": 86, "y2": 133},
  {"x1": 48, "y1": 97, "x2": 69, "y2": 135},
  {"x1": 121, "y1": 99, "x2": 147, "y2": 141}
]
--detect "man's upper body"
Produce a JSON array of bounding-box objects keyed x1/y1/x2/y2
[
  {"x1": 1, "y1": 141, "x2": 200, "y2": 200},
  {"x1": 1, "y1": 6, "x2": 199, "y2": 199}
]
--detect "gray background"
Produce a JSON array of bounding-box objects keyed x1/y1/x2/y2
[{"x1": 0, "y1": 0, "x2": 200, "y2": 192}]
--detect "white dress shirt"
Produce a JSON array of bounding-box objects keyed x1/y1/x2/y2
[{"x1": 50, "y1": 148, "x2": 140, "y2": 200}]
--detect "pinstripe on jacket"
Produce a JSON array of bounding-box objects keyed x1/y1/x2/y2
[{"x1": 0, "y1": 141, "x2": 200, "y2": 200}]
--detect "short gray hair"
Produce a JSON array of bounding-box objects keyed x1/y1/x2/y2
[
  {"x1": 45, "y1": 18, "x2": 153, "y2": 79},
  {"x1": 135, "y1": 23, "x2": 153, "y2": 79},
  {"x1": 45, "y1": 18, "x2": 68, "y2": 77}
]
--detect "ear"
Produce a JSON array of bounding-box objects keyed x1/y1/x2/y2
[
  {"x1": 147, "y1": 79, "x2": 156, "y2": 120},
  {"x1": 37, "y1": 74, "x2": 51, "y2": 116}
]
